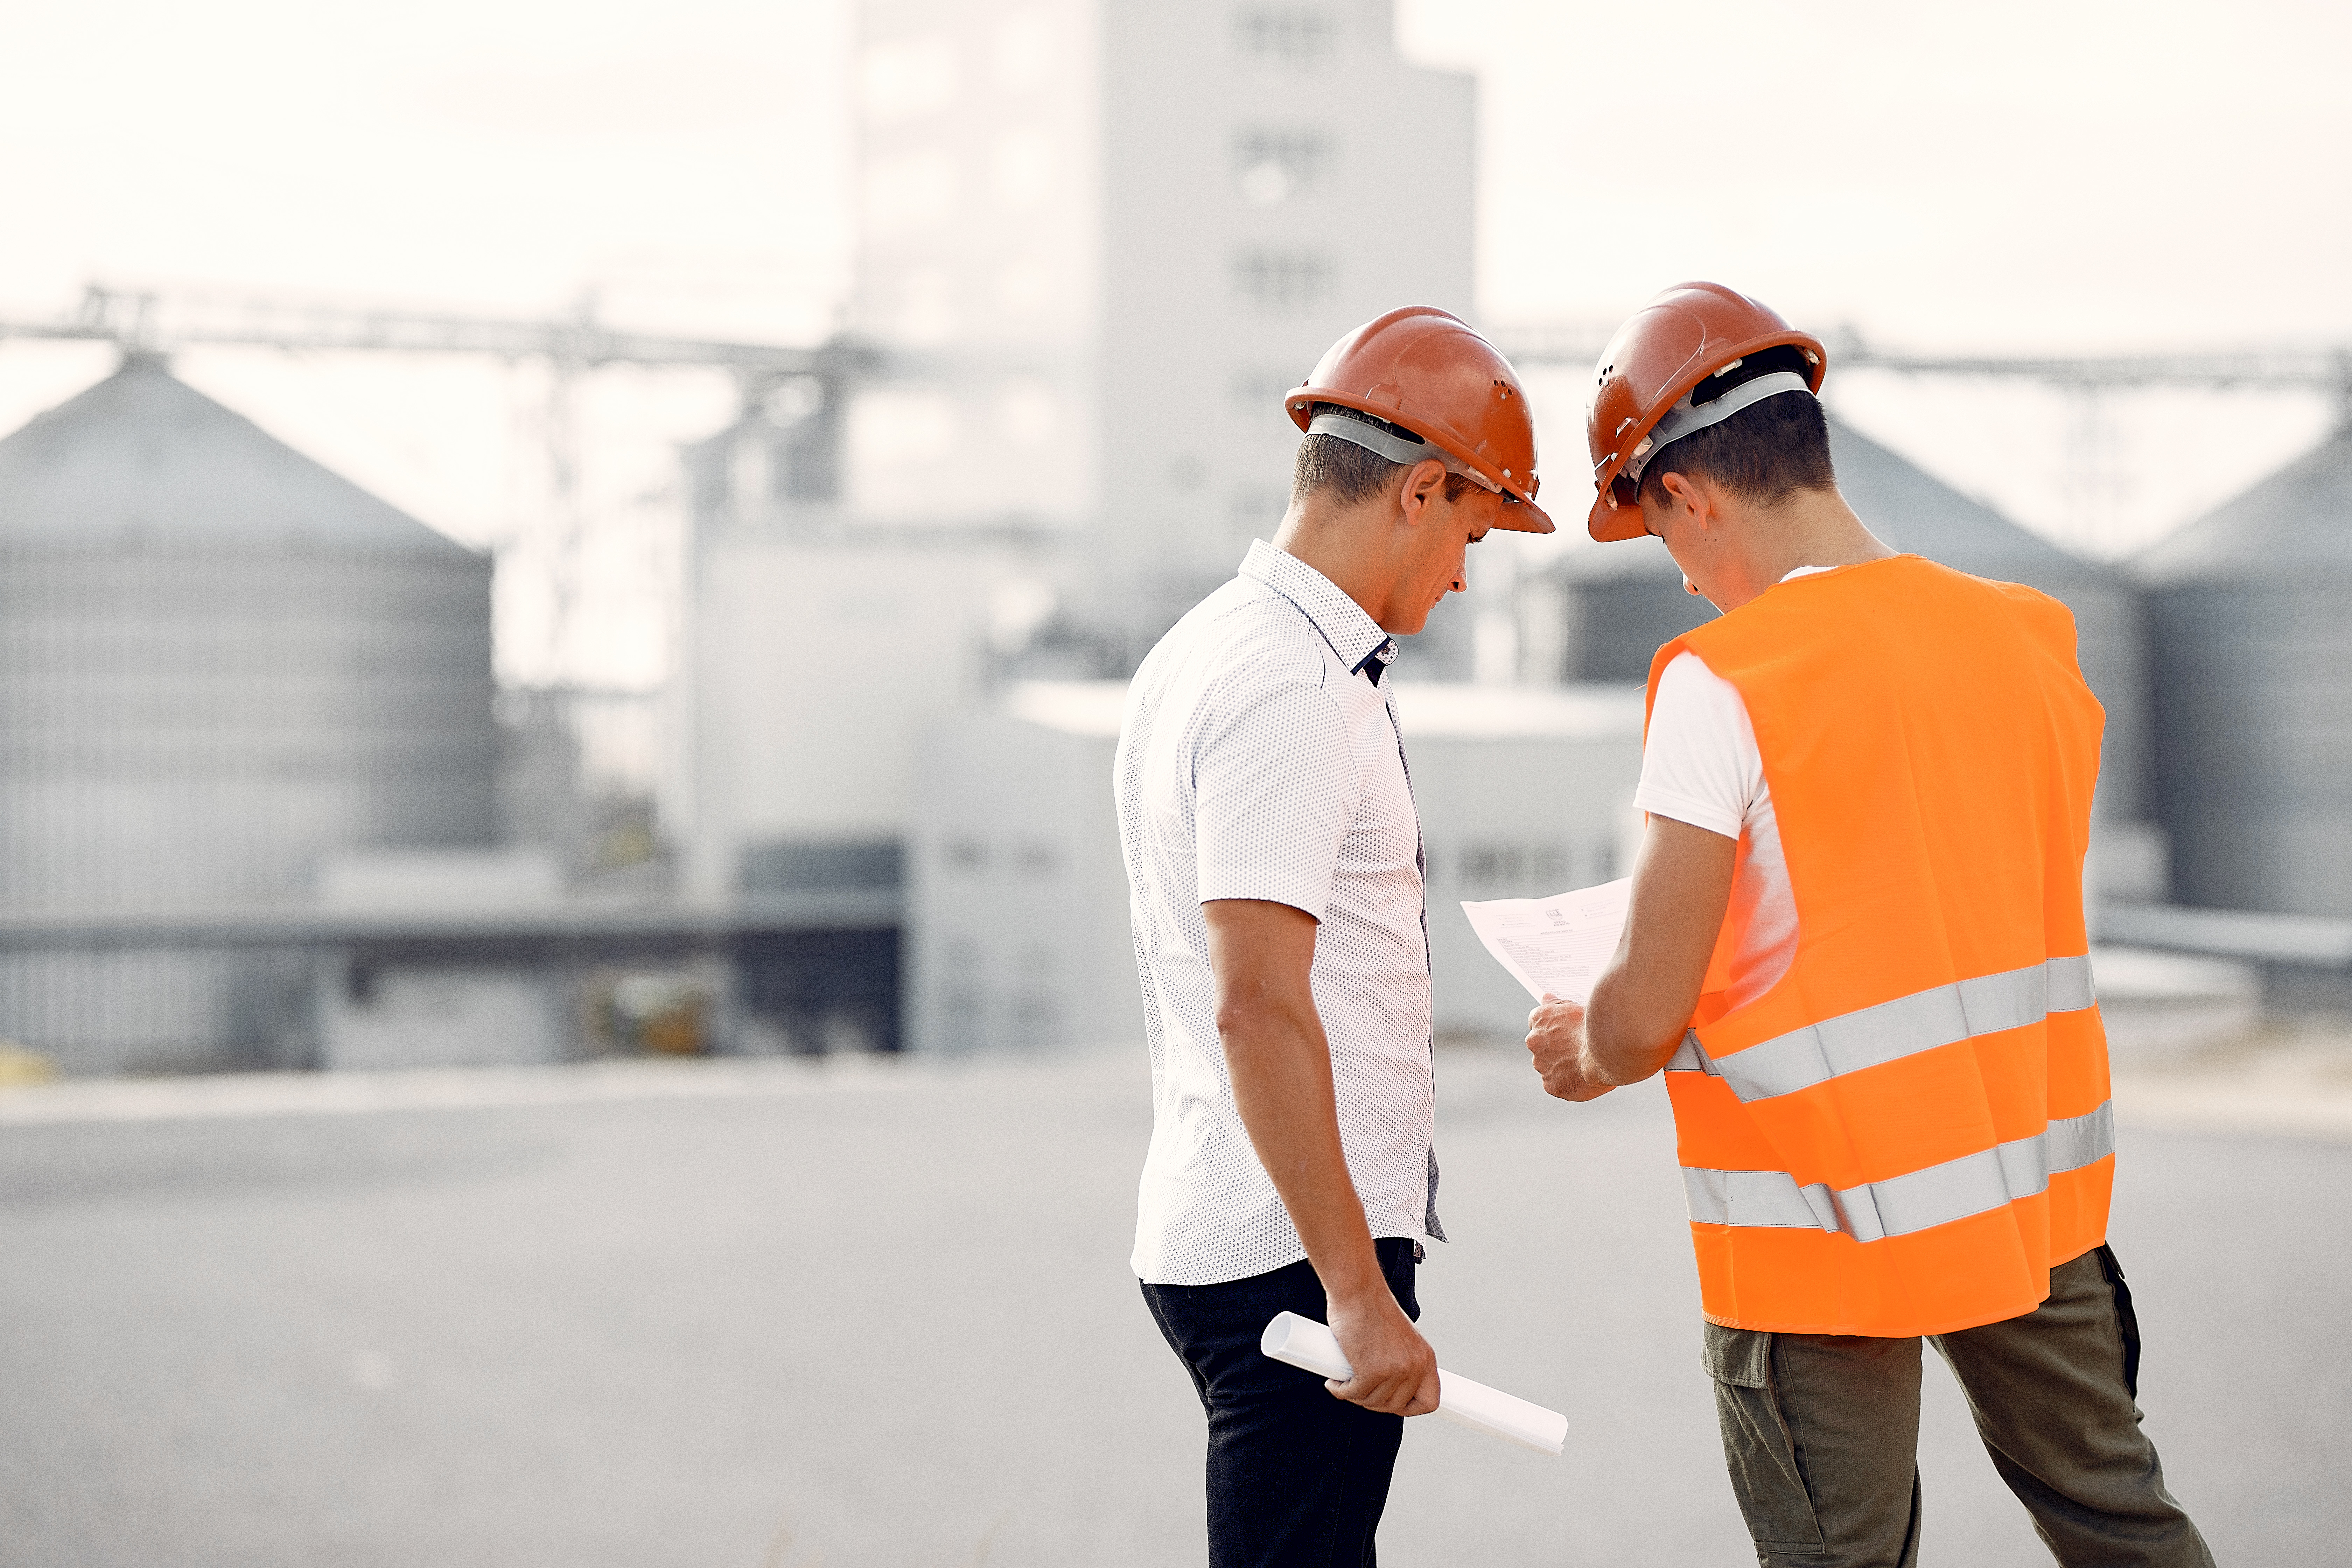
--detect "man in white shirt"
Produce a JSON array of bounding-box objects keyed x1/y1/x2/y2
[{"x1": 1115, "y1": 307, "x2": 1554, "y2": 1567}]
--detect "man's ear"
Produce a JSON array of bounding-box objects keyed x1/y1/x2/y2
[
  {"x1": 1657, "y1": 470, "x2": 1710, "y2": 528},
  {"x1": 1396, "y1": 458, "x2": 1448, "y2": 526}
]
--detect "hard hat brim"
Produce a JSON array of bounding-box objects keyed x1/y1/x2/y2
[
  {"x1": 1495, "y1": 496, "x2": 1555, "y2": 534},
  {"x1": 1587, "y1": 491, "x2": 1647, "y2": 542}
]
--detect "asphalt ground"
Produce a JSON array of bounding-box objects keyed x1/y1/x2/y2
[{"x1": 0, "y1": 1048, "x2": 2344, "y2": 1567}]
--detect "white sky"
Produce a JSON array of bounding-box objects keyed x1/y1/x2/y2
[{"x1": 3, "y1": 0, "x2": 2346, "y2": 685}]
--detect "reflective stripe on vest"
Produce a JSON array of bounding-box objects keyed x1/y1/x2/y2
[
  {"x1": 1664, "y1": 955, "x2": 2096, "y2": 1101},
  {"x1": 1682, "y1": 1101, "x2": 2113, "y2": 1243}
]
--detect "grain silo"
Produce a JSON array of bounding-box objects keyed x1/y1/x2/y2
[
  {"x1": 0, "y1": 355, "x2": 498, "y2": 1071},
  {"x1": 1551, "y1": 413, "x2": 2149, "y2": 822},
  {"x1": 2139, "y1": 426, "x2": 2352, "y2": 918}
]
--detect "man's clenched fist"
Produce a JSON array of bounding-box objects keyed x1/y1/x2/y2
[{"x1": 1526, "y1": 994, "x2": 1617, "y2": 1102}]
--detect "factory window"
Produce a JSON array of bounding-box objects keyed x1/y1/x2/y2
[
  {"x1": 1234, "y1": 7, "x2": 1336, "y2": 73},
  {"x1": 741, "y1": 839, "x2": 904, "y2": 891},
  {"x1": 1460, "y1": 842, "x2": 1572, "y2": 891},
  {"x1": 1233, "y1": 128, "x2": 1333, "y2": 205},
  {"x1": 943, "y1": 838, "x2": 989, "y2": 874},
  {"x1": 1232, "y1": 250, "x2": 1335, "y2": 315}
]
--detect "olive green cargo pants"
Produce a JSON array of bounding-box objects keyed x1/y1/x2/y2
[{"x1": 1704, "y1": 1246, "x2": 2213, "y2": 1567}]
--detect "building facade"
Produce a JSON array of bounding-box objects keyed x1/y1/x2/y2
[{"x1": 849, "y1": 0, "x2": 1475, "y2": 660}]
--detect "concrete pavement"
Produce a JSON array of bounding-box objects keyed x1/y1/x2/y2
[{"x1": 0, "y1": 1047, "x2": 2344, "y2": 1566}]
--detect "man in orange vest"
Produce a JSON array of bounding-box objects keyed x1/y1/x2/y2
[{"x1": 1525, "y1": 283, "x2": 2212, "y2": 1566}]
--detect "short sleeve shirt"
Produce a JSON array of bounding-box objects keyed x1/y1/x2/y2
[
  {"x1": 1633, "y1": 567, "x2": 1834, "y2": 1009},
  {"x1": 1115, "y1": 540, "x2": 1441, "y2": 1286}
]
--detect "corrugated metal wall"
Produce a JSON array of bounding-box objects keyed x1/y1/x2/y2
[
  {"x1": 0, "y1": 552, "x2": 495, "y2": 910},
  {"x1": 2141, "y1": 429, "x2": 2352, "y2": 917}
]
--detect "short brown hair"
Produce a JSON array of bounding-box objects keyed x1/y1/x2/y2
[
  {"x1": 1633, "y1": 347, "x2": 1835, "y2": 512},
  {"x1": 1292, "y1": 404, "x2": 1483, "y2": 508}
]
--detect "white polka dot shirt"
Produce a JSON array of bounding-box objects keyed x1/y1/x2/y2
[{"x1": 1116, "y1": 539, "x2": 1443, "y2": 1287}]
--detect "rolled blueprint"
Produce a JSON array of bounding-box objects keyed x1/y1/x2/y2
[{"x1": 1259, "y1": 1311, "x2": 1568, "y2": 1457}]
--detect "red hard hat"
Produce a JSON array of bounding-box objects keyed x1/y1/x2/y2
[
  {"x1": 1286, "y1": 306, "x2": 1553, "y2": 533},
  {"x1": 1584, "y1": 282, "x2": 1826, "y2": 542}
]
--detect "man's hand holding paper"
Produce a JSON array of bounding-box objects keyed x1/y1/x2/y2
[{"x1": 1526, "y1": 994, "x2": 1612, "y2": 1102}]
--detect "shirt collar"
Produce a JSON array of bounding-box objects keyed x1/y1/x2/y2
[{"x1": 1239, "y1": 540, "x2": 1397, "y2": 683}]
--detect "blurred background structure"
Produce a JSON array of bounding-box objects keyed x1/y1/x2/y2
[
  {"x1": 4, "y1": 6, "x2": 2352, "y2": 1567},
  {"x1": 1, "y1": 0, "x2": 2349, "y2": 1073}
]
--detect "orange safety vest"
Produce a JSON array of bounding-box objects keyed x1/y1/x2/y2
[{"x1": 1650, "y1": 555, "x2": 2112, "y2": 1338}]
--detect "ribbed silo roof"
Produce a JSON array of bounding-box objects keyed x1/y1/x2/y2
[
  {"x1": 0, "y1": 354, "x2": 475, "y2": 557},
  {"x1": 2136, "y1": 426, "x2": 2352, "y2": 585},
  {"x1": 1561, "y1": 414, "x2": 2107, "y2": 584}
]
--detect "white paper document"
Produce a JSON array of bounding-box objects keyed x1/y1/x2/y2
[
  {"x1": 1259, "y1": 1312, "x2": 1568, "y2": 1457},
  {"x1": 1459, "y1": 877, "x2": 1632, "y2": 1004}
]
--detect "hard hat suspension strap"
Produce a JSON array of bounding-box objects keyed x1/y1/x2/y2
[
  {"x1": 1624, "y1": 370, "x2": 1815, "y2": 485},
  {"x1": 1305, "y1": 408, "x2": 1503, "y2": 493}
]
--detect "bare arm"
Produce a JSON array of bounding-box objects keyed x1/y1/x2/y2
[
  {"x1": 1526, "y1": 816, "x2": 1737, "y2": 1100},
  {"x1": 1203, "y1": 897, "x2": 1440, "y2": 1418}
]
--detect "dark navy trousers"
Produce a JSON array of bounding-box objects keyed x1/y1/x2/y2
[{"x1": 1140, "y1": 1238, "x2": 1420, "y2": 1568}]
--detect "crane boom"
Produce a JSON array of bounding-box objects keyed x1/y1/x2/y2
[
  {"x1": 0, "y1": 284, "x2": 872, "y2": 380},
  {"x1": 1489, "y1": 322, "x2": 2352, "y2": 398}
]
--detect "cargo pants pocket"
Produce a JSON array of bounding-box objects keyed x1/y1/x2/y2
[{"x1": 1704, "y1": 1324, "x2": 1826, "y2": 1558}]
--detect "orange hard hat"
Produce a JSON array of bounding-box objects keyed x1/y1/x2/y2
[
  {"x1": 1584, "y1": 282, "x2": 1826, "y2": 542},
  {"x1": 1286, "y1": 306, "x2": 1554, "y2": 533}
]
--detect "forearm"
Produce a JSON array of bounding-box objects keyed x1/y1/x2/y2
[
  {"x1": 1582, "y1": 962, "x2": 1689, "y2": 1086},
  {"x1": 1202, "y1": 899, "x2": 1436, "y2": 1413},
  {"x1": 1221, "y1": 1006, "x2": 1385, "y2": 1301},
  {"x1": 1582, "y1": 816, "x2": 1738, "y2": 1085}
]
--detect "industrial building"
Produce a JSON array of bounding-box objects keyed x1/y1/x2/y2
[
  {"x1": 2141, "y1": 427, "x2": 2352, "y2": 920},
  {"x1": 846, "y1": 0, "x2": 1473, "y2": 651},
  {"x1": 0, "y1": 356, "x2": 499, "y2": 1071},
  {"x1": 0, "y1": 357, "x2": 904, "y2": 1071},
  {"x1": 667, "y1": 0, "x2": 1490, "y2": 980},
  {"x1": 3, "y1": 2, "x2": 2345, "y2": 1073},
  {"x1": 910, "y1": 681, "x2": 1644, "y2": 1052}
]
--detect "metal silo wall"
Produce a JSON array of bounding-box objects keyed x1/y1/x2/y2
[
  {"x1": 1570, "y1": 577, "x2": 1716, "y2": 684},
  {"x1": 2027, "y1": 576, "x2": 2148, "y2": 825},
  {"x1": 2149, "y1": 580, "x2": 2352, "y2": 917},
  {"x1": 1562, "y1": 562, "x2": 2147, "y2": 818},
  {"x1": 0, "y1": 545, "x2": 497, "y2": 1071}
]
